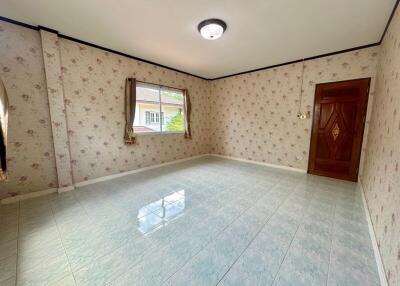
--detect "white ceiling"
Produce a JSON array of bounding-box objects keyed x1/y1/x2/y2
[{"x1": 0, "y1": 0, "x2": 396, "y2": 79}]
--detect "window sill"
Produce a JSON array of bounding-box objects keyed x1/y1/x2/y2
[{"x1": 135, "y1": 131, "x2": 184, "y2": 136}]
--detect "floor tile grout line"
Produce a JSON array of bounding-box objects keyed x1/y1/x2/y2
[
  {"x1": 69, "y1": 188, "x2": 147, "y2": 283},
  {"x1": 69, "y1": 185, "x2": 209, "y2": 277},
  {"x1": 158, "y1": 210, "x2": 251, "y2": 285},
  {"x1": 48, "y1": 195, "x2": 79, "y2": 286},
  {"x1": 269, "y1": 190, "x2": 317, "y2": 286},
  {"x1": 9, "y1": 174, "x2": 209, "y2": 283},
  {"x1": 214, "y1": 181, "x2": 302, "y2": 286},
  {"x1": 16, "y1": 198, "x2": 73, "y2": 284},
  {"x1": 158, "y1": 179, "x2": 285, "y2": 286},
  {"x1": 71, "y1": 175, "x2": 261, "y2": 284},
  {"x1": 325, "y1": 200, "x2": 338, "y2": 286},
  {"x1": 14, "y1": 201, "x2": 20, "y2": 286},
  {"x1": 1, "y1": 202, "x2": 21, "y2": 285},
  {"x1": 8, "y1": 159, "x2": 377, "y2": 286},
  {"x1": 160, "y1": 180, "x2": 279, "y2": 285},
  {"x1": 68, "y1": 189, "x2": 135, "y2": 275}
]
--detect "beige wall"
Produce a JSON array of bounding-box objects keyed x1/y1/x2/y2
[
  {"x1": 60, "y1": 39, "x2": 210, "y2": 183},
  {"x1": 40, "y1": 30, "x2": 74, "y2": 190},
  {"x1": 0, "y1": 22, "x2": 58, "y2": 198},
  {"x1": 0, "y1": 21, "x2": 211, "y2": 199},
  {"x1": 361, "y1": 6, "x2": 400, "y2": 286},
  {"x1": 209, "y1": 47, "x2": 379, "y2": 171},
  {"x1": 0, "y1": 20, "x2": 380, "y2": 200},
  {"x1": 1, "y1": 11, "x2": 399, "y2": 286}
]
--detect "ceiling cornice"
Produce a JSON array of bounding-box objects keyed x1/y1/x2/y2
[
  {"x1": 380, "y1": 0, "x2": 400, "y2": 43},
  {"x1": 0, "y1": 16, "x2": 208, "y2": 80},
  {"x1": 0, "y1": 1, "x2": 398, "y2": 81},
  {"x1": 210, "y1": 42, "x2": 381, "y2": 81}
]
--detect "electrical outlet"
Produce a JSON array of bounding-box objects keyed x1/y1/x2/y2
[{"x1": 297, "y1": 111, "x2": 310, "y2": 119}]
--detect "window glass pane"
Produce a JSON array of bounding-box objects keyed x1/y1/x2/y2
[
  {"x1": 134, "y1": 83, "x2": 161, "y2": 133},
  {"x1": 160, "y1": 88, "x2": 184, "y2": 132}
]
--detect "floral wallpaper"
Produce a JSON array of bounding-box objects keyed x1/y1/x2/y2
[
  {"x1": 1, "y1": 11, "x2": 399, "y2": 286},
  {"x1": 0, "y1": 20, "x2": 381, "y2": 200},
  {"x1": 0, "y1": 22, "x2": 58, "y2": 199},
  {"x1": 59, "y1": 38, "x2": 211, "y2": 183},
  {"x1": 361, "y1": 6, "x2": 400, "y2": 286},
  {"x1": 0, "y1": 21, "x2": 211, "y2": 199},
  {"x1": 209, "y1": 47, "x2": 379, "y2": 171},
  {"x1": 40, "y1": 30, "x2": 74, "y2": 189}
]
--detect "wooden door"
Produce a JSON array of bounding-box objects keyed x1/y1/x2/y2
[{"x1": 308, "y1": 78, "x2": 370, "y2": 182}]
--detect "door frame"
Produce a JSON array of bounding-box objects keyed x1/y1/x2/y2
[{"x1": 307, "y1": 78, "x2": 371, "y2": 182}]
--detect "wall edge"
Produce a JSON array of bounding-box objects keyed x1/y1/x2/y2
[{"x1": 359, "y1": 179, "x2": 389, "y2": 286}]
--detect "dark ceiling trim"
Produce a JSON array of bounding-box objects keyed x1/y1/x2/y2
[
  {"x1": 0, "y1": 16, "x2": 207, "y2": 80},
  {"x1": 57, "y1": 34, "x2": 207, "y2": 80},
  {"x1": 0, "y1": 0, "x2": 399, "y2": 81},
  {"x1": 211, "y1": 42, "x2": 380, "y2": 80},
  {"x1": 38, "y1": 25, "x2": 58, "y2": 34},
  {"x1": 380, "y1": 0, "x2": 400, "y2": 43},
  {"x1": 0, "y1": 16, "x2": 38, "y2": 30},
  {"x1": 211, "y1": 1, "x2": 399, "y2": 80}
]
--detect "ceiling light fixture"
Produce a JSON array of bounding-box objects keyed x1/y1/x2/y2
[{"x1": 198, "y1": 19, "x2": 227, "y2": 40}]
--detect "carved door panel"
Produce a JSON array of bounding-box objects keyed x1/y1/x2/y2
[{"x1": 308, "y1": 78, "x2": 370, "y2": 181}]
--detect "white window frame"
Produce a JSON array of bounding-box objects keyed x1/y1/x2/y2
[
  {"x1": 135, "y1": 82, "x2": 184, "y2": 135},
  {"x1": 145, "y1": 111, "x2": 165, "y2": 125}
]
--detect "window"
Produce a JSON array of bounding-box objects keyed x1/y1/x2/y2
[
  {"x1": 145, "y1": 111, "x2": 164, "y2": 125},
  {"x1": 134, "y1": 82, "x2": 184, "y2": 134}
]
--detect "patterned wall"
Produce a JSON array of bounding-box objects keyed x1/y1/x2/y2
[
  {"x1": 0, "y1": 22, "x2": 58, "y2": 199},
  {"x1": 40, "y1": 30, "x2": 74, "y2": 189},
  {"x1": 1, "y1": 11, "x2": 399, "y2": 286},
  {"x1": 361, "y1": 6, "x2": 400, "y2": 286},
  {"x1": 0, "y1": 21, "x2": 211, "y2": 199},
  {"x1": 0, "y1": 21, "x2": 383, "y2": 206},
  {"x1": 59, "y1": 39, "x2": 211, "y2": 183},
  {"x1": 209, "y1": 47, "x2": 379, "y2": 171}
]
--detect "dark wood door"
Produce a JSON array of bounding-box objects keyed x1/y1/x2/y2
[{"x1": 308, "y1": 78, "x2": 370, "y2": 182}]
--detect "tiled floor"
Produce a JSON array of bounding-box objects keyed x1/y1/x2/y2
[{"x1": 0, "y1": 156, "x2": 380, "y2": 286}]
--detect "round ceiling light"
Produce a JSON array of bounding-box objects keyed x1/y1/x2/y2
[{"x1": 198, "y1": 19, "x2": 227, "y2": 40}]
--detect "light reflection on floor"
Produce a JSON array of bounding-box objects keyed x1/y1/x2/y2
[
  {"x1": 137, "y1": 190, "x2": 185, "y2": 234},
  {"x1": 0, "y1": 157, "x2": 380, "y2": 285}
]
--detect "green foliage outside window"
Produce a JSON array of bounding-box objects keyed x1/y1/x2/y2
[{"x1": 166, "y1": 111, "x2": 184, "y2": 131}]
